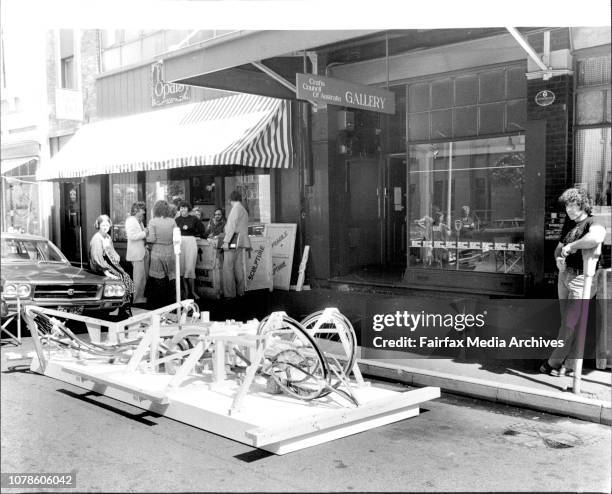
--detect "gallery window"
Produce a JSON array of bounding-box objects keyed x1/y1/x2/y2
[
  {"x1": 407, "y1": 64, "x2": 527, "y2": 142},
  {"x1": 575, "y1": 128, "x2": 611, "y2": 206},
  {"x1": 407, "y1": 135, "x2": 525, "y2": 274},
  {"x1": 575, "y1": 54, "x2": 611, "y2": 207}
]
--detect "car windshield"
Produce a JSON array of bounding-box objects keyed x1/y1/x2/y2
[{"x1": 1, "y1": 238, "x2": 67, "y2": 263}]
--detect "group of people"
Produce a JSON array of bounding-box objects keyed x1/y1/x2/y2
[
  {"x1": 88, "y1": 190, "x2": 251, "y2": 316},
  {"x1": 415, "y1": 205, "x2": 476, "y2": 267}
]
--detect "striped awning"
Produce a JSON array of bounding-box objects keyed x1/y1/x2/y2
[{"x1": 37, "y1": 93, "x2": 293, "y2": 181}]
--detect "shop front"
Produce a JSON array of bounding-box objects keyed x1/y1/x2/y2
[
  {"x1": 109, "y1": 166, "x2": 272, "y2": 237},
  {"x1": 327, "y1": 62, "x2": 533, "y2": 296},
  {"x1": 36, "y1": 92, "x2": 295, "y2": 265},
  {"x1": 1, "y1": 157, "x2": 41, "y2": 235},
  {"x1": 158, "y1": 29, "x2": 577, "y2": 298},
  {"x1": 1, "y1": 138, "x2": 44, "y2": 237},
  {"x1": 328, "y1": 42, "x2": 609, "y2": 297},
  {"x1": 47, "y1": 27, "x2": 608, "y2": 299}
]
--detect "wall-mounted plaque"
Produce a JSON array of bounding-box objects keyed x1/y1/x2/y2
[{"x1": 535, "y1": 90, "x2": 555, "y2": 107}]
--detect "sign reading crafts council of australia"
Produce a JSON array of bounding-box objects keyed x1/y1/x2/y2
[
  {"x1": 296, "y1": 73, "x2": 395, "y2": 115},
  {"x1": 151, "y1": 62, "x2": 190, "y2": 107}
]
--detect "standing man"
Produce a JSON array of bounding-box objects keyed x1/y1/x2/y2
[
  {"x1": 222, "y1": 191, "x2": 251, "y2": 298},
  {"x1": 125, "y1": 201, "x2": 149, "y2": 307},
  {"x1": 460, "y1": 205, "x2": 476, "y2": 232},
  {"x1": 540, "y1": 188, "x2": 606, "y2": 376}
]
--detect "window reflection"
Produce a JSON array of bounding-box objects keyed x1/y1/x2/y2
[
  {"x1": 407, "y1": 136, "x2": 525, "y2": 274},
  {"x1": 110, "y1": 172, "x2": 138, "y2": 241}
]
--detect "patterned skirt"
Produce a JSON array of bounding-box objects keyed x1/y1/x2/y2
[{"x1": 104, "y1": 255, "x2": 135, "y2": 305}]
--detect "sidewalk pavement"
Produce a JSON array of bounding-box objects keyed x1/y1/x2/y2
[
  {"x1": 357, "y1": 352, "x2": 611, "y2": 425},
  {"x1": 198, "y1": 287, "x2": 611, "y2": 425},
  {"x1": 2, "y1": 289, "x2": 610, "y2": 426}
]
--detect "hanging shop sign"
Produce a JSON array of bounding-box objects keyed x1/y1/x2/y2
[
  {"x1": 296, "y1": 73, "x2": 395, "y2": 115},
  {"x1": 535, "y1": 90, "x2": 555, "y2": 107},
  {"x1": 151, "y1": 62, "x2": 190, "y2": 107}
]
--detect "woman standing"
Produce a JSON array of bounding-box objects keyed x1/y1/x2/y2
[
  {"x1": 146, "y1": 200, "x2": 177, "y2": 307},
  {"x1": 175, "y1": 201, "x2": 204, "y2": 300},
  {"x1": 89, "y1": 214, "x2": 134, "y2": 317},
  {"x1": 204, "y1": 207, "x2": 226, "y2": 239}
]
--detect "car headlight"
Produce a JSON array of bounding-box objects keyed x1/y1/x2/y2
[
  {"x1": 3, "y1": 284, "x2": 31, "y2": 298},
  {"x1": 104, "y1": 284, "x2": 125, "y2": 297},
  {"x1": 17, "y1": 284, "x2": 32, "y2": 298},
  {"x1": 3, "y1": 285, "x2": 17, "y2": 297}
]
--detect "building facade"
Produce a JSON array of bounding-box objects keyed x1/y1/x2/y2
[
  {"x1": 1, "y1": 27, "x2": 100, "y2": 262},
  {"x1": 1, "y1": 25, "x2": 48, "y2": 236},
  {"x1": 160, "y1": 27, "x2": 611, "y2": 298},
  {"x1": 36, "y1": 28, "x2": 611, "y2": 298}
]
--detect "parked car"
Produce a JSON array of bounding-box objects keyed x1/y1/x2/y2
[{"x1": 1, "y1": 232, "x2": 127, "y2": 319}]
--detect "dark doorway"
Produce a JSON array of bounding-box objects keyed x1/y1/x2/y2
[
  {"x1": 60, "y1": 182, "x2": 84, "y2": 265},
  {"x1": 385, "y1": 155, "x2": 407, "y2": 267},
  {"x1": 347, "y1": 157, "x2": 381, "y2": 270}
]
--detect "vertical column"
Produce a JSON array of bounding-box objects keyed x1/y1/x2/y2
[
  {"x1": 303, "y1": 53, "x2": 333, "y2": 282},
  {"x1": 526, "y1": 74, "x2": 574, "y2": 294}
]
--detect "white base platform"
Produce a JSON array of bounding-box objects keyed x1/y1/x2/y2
[{"x1": 38, "y1": 355, "x2": 440, "y2": 454}]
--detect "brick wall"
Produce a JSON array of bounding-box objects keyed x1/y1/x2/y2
[
  {"x1": 527, "y1": 74, "x2": 574, "y2": 211},
  {"x1": 527, "y1": 74, "x2": 574, "y2": 294},
  {"x1": 80, "y1": 30, "x2": 99, "y2": 124},
  {"x1": 45, "y1": 30, "x2": 58, "y2": 132}
]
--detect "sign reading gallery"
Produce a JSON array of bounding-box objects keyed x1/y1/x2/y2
[{"x1": 296, "y1": 73, "x2": 395, "y2": 115}]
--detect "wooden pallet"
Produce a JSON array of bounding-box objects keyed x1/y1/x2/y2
[
  {"x1": 22, "y1": 304, "x2": 440, "y2": 454},
  {"x1": 38, "y1": 355, "x2": 439, "y2": 454}
]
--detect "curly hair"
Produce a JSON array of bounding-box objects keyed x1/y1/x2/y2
[
  {"x1": 559, "y1": 187, "x2": 592, "y2": 214},
  {"x1": 130, "y1": 201, "x2": 146, "y2": 216},
  {"x1": 152, "y1": 200, "x2": 172, "y2": 218}
]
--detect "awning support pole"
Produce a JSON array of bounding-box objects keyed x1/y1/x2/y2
[
  {"x1": 506, "y1": 27, "x2": 550, "y2": 76},
  {"x1": 251, "y1": 61, "x2": 297, "y2": 93}
]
